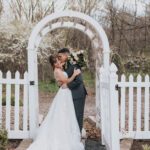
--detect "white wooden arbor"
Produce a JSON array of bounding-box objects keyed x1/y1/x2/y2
[{"x1": 27, "y1": 10, "x2": 111, "y2": 145}]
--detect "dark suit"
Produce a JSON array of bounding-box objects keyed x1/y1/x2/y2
[{"x1": 64, "y1": 61, "x2": 87, "y2": 132}]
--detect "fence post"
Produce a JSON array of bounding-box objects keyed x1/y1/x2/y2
[
  {"x1": 28, "y1": 49, "x2": 39, "y2": 139},
  {"x1": 109, "y1": 63, "x2": 120, "y2": 150},
  {"x1": 100, "y1": 66, "x2": 105, "y2": 145},
  {"x1": 96, "y1": 67, "x2": 100, "y2": 128}
]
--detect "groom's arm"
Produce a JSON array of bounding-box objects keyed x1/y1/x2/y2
[
  {"x1": 67, "y1": 64, "x2": 83, "y2": 90},
  {"x1": 67, "y1": 74, "x2": 83, "y2": 89}
]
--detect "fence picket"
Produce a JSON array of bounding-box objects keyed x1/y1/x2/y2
[
  {"x1": 6, "y1": 71, "x2": 11, "y2": 131},
  {"x1": 137, "y1": 75, "x2": 142, "y2": 131},
  {"x1": 23, "y1": 72, "x2": 28, "y2": 131},
  {"x1": 0, "y1": 70, "x2": 30, "y2": 139},
  {"x1": 120, "y1": 74, "x2": 126, "y2": 130},
  {"x1": 14, "y1": 71, "x2": 20, "y2": 130},
  {"x1": 144, "y1": 75, "x2": 149, "y2": 131},
  {"x1": 129, "y1": 75, "x2": 134, "y2": 131},
  {"x1": 0, "y1": 71, "x2": 2, "y2": 126},
  {"x1": 100, "y1": 66, "x2": 106, "y2": 145}
]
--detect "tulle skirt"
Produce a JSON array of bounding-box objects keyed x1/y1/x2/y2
[{"x1": 26, "y1": 87, "x2": 84, "y2": 150}]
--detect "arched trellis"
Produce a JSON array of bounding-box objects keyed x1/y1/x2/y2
[{"x1": 27, "y1": 11, "x2": 110, "y2": 139}]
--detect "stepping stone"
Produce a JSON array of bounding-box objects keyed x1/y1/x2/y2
[
  {"x1": 88, "y1": 116, "x2": 96, "y2": 123},
  {"x1": 85, "y1": 139, "x2": 106, "y2": 150},
  {"x1": 120, "y1": 139, "x2": 133, "y2": 150},
  {"x1": 16, "y1": 139, "x2": 33, "y2": 150}
]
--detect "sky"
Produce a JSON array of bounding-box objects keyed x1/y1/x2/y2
[
  {"x1": 115, "y1": 0, "x2": 149, "y2": 15},
  {"x1": 55, "y1": 0, "x2": 150, "y2": 15},
  {"x1": 2, "y1": 0, "x2": 150, "y2": 21}
]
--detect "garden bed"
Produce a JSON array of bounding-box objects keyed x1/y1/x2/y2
[
  {"x1": 7, "y1": 139, "x2": 22, "y2": 150},
  {"x1": 131, "y1": 140, "x2": 150, "y2": 150}
]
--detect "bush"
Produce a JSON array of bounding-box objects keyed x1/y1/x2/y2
[
  {"x1": 142, "y1": 144, "x2": 150, "y2": 150},
  {"x1": 111, "y1": 52, "x2": 125, "y2": 75},
  {"x1": 0, "y1": 128, "x2": 8, "y2": 150},
  {"x1": 124, "y1": 57, "x2": 150, "y2": 75}
]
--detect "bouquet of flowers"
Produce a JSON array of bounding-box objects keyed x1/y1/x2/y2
[{"x1": 69, "y1": 50, "x2": 87, "y2": 69}]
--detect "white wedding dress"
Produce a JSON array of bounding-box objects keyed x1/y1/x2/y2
[{"x1": 27, "y1": 72, "x2": 84, "y2": 150}]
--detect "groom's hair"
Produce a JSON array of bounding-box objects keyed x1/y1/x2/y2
[{"x1": 58, "y1": 48, "x2": 70, "y2": 54}]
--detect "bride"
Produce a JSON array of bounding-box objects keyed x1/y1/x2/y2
[{"x1": 27, "y1": 55, "x2": 84, "y2": 150}]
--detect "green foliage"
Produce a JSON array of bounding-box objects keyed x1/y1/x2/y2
[
  {"x1": 39, "y1": 80, "x2": 59, "y2": 93},
  {"x1": 2, "y1": 95, "x2": 23, "y2": 106},
  {"x1": 142, "y1": 144, "x2": 150, "y2": 150},
  {"x1": 0, "y1": 128, "x2": 8, "y2": 150},
  {"x1": 83, "y1": 70, "x2": 95, "y2": 88}
]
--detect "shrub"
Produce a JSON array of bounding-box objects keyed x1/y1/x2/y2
[
  {"x1": 0, "y1": 128, "x2": 8, "y2": 150},
  {"x1": 142, "y1": 144, "x2": 150, "y2": 150}
]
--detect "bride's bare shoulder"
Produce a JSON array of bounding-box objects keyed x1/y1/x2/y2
[
  {"x1": 54, "y1": 68, "x2": 62, "y2": 75},
  {"x1": 54, "y1": 69, "x2": 63, "y2": 81}
]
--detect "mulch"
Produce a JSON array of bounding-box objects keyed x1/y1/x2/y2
[
  {"x1": 131, "y1": 140, "x2": 150, "y2": 150},
  {"x1": 85, "y1": 139, "x2": 106, "y2": 150},
  {"x1": 7, "y1": 139, "x2": 22, "y2": 150}
]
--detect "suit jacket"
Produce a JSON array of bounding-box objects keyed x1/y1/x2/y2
[{"x1": 64, "y1": 61, "x2": 87, "y2": 99}]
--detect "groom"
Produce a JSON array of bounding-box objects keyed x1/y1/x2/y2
[{"x1": 58, "y1": 48, "x2": 87, "y2": 133}]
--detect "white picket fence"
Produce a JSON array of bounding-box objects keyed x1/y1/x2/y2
[
  {"x1": 0, "y1": 62, "x2": 149, "y2": 147},
  {"x1": 98, "y1": 63, "x2": 150, "y2": 150},
  {"x1": 119, "y1": 74, "x2": 150, "y2": 139},
  {"x1": 0, "y1": 71, "x2": 30, "y2": 139}
]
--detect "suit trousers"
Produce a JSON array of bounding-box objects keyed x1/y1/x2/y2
[{"x1": 73, "y1": 95, "x2": 86, "y2": 133}]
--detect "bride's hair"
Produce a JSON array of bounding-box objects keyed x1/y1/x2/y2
[{"x1": 48, "y1": 55, "x2": 57, "y2": 69}]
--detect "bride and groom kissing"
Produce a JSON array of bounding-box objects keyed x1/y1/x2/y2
[{"x1": 27, "y1": 48, "x2": 87, "y2": 150}]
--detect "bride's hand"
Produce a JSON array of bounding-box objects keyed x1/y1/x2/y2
[
  {"x1": 73, "y1": 69, "x2": 81, "y2": 77},
  {"x1": 61, "y1": 84, "x2": 68, "y2": 89}
]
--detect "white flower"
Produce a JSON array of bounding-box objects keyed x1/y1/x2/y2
[
  {"x1": 80, "y1": 50, "x2": 84, "y2": 54},
  {"x1": 74, "y1": 56, "x2": 79, "y2": 61},
  {"x1": 76, "y1": 51, "x2": 81, "y2": 55}
]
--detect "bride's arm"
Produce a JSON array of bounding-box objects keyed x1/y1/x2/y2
[{"x1": 54, "y1": 69, "x2": 80, "y2": 84}]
